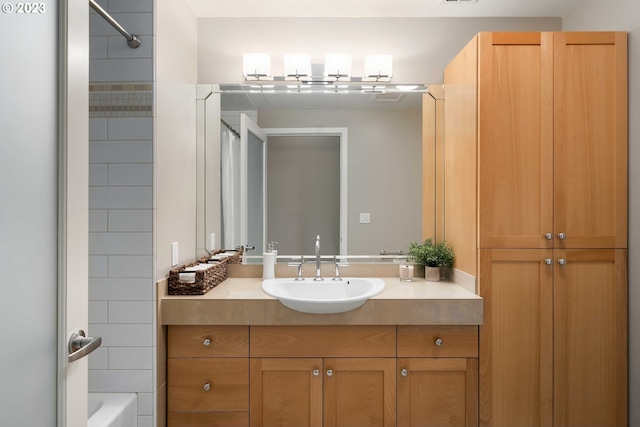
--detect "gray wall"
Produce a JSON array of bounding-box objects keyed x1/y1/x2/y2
[
  {"x1": 0, "y1": 2, "x2": 58, "y2": 424},
  {"x1": 563, "y1": 3, "x2": 640, "y2": 422},
  {"x1": 259, "y1": 108, "x2": 422, "y2": 255},
  {"x1": 268, "y1": 136, "x2": 341, "y2": 255}
]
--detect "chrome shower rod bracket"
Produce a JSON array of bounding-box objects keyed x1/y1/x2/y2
[{"x1": 89, "y1": 0, "x2": 141, "y2": 48}]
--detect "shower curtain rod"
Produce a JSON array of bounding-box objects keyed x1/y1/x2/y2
[
  {"x1": 221, "y1": 119, "x2": 241, "y2": 138},
  {"x1": 89, "y1": 0, "x2": 141, "y2": 49}
]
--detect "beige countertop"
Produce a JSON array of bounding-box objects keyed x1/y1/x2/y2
[{"x1": 160, "y1": 274, "x2": 483, "y2": 326}]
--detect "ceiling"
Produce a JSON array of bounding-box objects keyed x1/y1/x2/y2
[{"x1": 185, "y1": 0, "x2": 580, "y2": 19}]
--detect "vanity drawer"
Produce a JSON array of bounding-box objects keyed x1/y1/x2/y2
[
  {"x1": 168, "y1": 358, "x2": 249, "y2": 411},
  {"x1": 250, "y1": 325, "x2": 396, "y2": 357},
  {"x1": 168, "y1": 325, "x2": 249, "y2": 358},
  {"x1": 397, "y1": 325, "x2": 478, "y2": 358}
]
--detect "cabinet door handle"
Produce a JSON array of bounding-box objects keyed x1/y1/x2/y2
[
  {"x1": 326, "y1": 369, "x2": 334, "y2": 377},
  {"x1": 401, "y1": 368, "x2": 408, "y2": 377},
  {"x1": 558, "y1": 259, "x2": 567, "y2": 266},
  {"x1": 203, "y1": 382, "x2": 211, "y2": 391},
  {"x1": 435, "y1": 338, "x2": 443, "y2": 346},
  {"x1": 544, "y1": 233, "x2": 553, "y2": 240},
  {"x1": 545, "y1": 258, "x2": 553, "y2": 265},
  {"x1": 203, "y1": 338, "x2": 211, "y2": 347},
  {"x1": 312, "y1": 369, "x2": 320, "y2": 377},
  {"x1": 557, "y1": 232, "x2": 567, "y2": 240}
]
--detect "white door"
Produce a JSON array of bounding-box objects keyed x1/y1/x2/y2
[
  {"x1": 240, "y1": 114, "x2": 268, "y2": 254},
  {"x1": 60, "y1": 1, "x2": 92, "y2": 426},
  {"x1": 0, "y1": 2, "x2": 90, "y2": 426}
]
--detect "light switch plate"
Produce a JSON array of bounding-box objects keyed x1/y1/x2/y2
[
  {"x1": 360, "y1": 213, "x2": 371, "y2": 224},
  {"x1": 171, "y1": 242, "x2": 179, "y2": 266}
]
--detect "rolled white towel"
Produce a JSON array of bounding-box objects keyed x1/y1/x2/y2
[
  {"x1": 178, "y1": 272, "x2": 196, "y2": 283},
  {"x1": 179, "y1": 263, "x2": 214, "y2": 282}
]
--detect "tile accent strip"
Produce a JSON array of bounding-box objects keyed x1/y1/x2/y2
[{"x1": 89, "y1": 81, "x2": 153, "y2": 118}]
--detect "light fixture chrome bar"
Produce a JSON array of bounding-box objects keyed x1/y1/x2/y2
[{"x1": 89, "y1": 0, "x2": 141, "y2": 49}]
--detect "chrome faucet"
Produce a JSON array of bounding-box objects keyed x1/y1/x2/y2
[{"x1": 314, "y1": 235, "x2": 323, "y2": 281}]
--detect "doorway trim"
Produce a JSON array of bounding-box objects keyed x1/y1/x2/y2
[{"x1": 263, "y1": 127, "x2": 348, "y2": 255}]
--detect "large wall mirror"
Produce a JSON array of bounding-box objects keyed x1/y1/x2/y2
[{"x1": 196, "y1": 83, "x2": 444, "y2": 260}]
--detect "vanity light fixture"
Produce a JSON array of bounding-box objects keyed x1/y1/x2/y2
[
  {"x1": 363, "y1": 55, "x2": 393, "y2": 82},
  {"x1": 324, "y1": 54, "x2": 352, "y2": 81},
  {"x1": 284, "y1": 54, "x2": 312, "y2": 80},
  {"x1": 242, "y1": 53, "x2": 396, "y2": 85},
  {"x1": 243, "y1": 53, "x2": 272, "y2": 80}
]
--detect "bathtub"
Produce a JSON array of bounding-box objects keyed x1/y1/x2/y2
[{"x1": 88, "y1": 393, "x2": 137, "y2": 427}]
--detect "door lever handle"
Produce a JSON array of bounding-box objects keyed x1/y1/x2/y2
[{"x1": 68, "y1": 330, "x2": 102, "y2": 363}]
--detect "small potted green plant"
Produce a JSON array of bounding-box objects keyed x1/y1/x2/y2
[{"x1": 407, "y1": 238, "x2": 455, "y2": 282}]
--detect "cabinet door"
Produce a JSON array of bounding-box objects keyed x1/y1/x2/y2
[
  {"x1": 554, "y1": 249, "x2": 627, "y2": 427},
  {"x1": 398, "y1": 358, "x2": 478, "y2": 427},
  {"x1": 553, "y1": 32, "x2": 627, "y2": 248},
  {"x1": 478, "y1": 32, "x2": 554, "y2": 249},
  {"x1": 250, "y1": 358, "x2": 323, "y2": 427},
  {"x1": 479, "y1": 249, "x2": 553, "y2": 427},
  {"x1": 324, "y1": 358, "x2": 396, "y2": 427}
]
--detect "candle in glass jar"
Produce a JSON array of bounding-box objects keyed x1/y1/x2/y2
[{"x1": 399, "y1": 262, "x2": 414, "y2": 282}]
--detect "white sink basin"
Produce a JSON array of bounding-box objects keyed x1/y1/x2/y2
[{"x1": 261, "y1": 277, "x2": 385, "y2": 314}]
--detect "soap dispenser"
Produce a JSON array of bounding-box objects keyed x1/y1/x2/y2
[{"x1": 262, "y1": 241, "x2": 278, "y2": 280}]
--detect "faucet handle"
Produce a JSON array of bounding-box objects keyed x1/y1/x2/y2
[
  {"x1": 288, "y1": 256, "x2": 304, "y2": 281},
  {"x1": 333, "y1": 256, "x2": 349, "y2": 281}
]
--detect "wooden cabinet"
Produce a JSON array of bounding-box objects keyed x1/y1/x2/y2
[
  {"x1": 167, "y1": 326, "x2": 250, "y2": 427},
  {"x1": 168, "y1": 325, "x2": 480, "y2": 427},
  {"x1": 250, "y1": 358, "x2": 323, "y2": 427},
  {"x1": 324, "y1": 358, "x2": 396, "y2": 427},
  {"x1": 444, "y1": 31, "x2": 628, "y2": 427},
  {"x1": 250, "y1": 357, "x2": 397, "y2": 427},
  {"x1": 553, "y1": 249, "x2": 627, "y2": 427},
  {"x1": 478, "y1": 250, "x2": 554, "y2": 426},
  {"x1": 250, "y1": 326, "x2": 397, "y2": 427},
  {"x1": 552, "y1": 33, "x2": 628, "y2": 250},
  {"x1": 476, "y1": 32, "x2": 627, "y2": 250},
  {"x1": 398, "y1": 326, "x2": 478, "y2": 427}
]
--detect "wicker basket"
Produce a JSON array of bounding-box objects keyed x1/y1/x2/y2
[{"x1": 168, "y1": 249, "x2": 243, "y2": 295}]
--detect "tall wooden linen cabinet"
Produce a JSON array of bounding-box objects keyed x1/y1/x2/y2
[{"x1": 443, "y1": 32, "x2": 627, "y2": 427}]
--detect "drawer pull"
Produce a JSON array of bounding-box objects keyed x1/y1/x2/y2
[
  {"x1": 203, "y1": 338, "x2": 211, "y2": 347},
  {"x1": 312, "y1": 369, "x2": 320, "y2": 377},
  {"x1": 435, "y1": 338, "x2": 443, "y2": 346},
  {"x1": 326, "y1": 369, "x2": 334, "y2": 377},
  {"x1": 203, "y1": 382, "x2": 211, "y2": 391},
  {"x1": 401, "y1": 368, "x2": 408, "y2": 377}
]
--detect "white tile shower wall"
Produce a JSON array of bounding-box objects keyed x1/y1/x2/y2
[{"x1": 88, "y1": 1, "x2": 155, "y2": 426}]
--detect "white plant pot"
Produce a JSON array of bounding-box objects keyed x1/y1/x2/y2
[{"x1": 425, "y1": 266, "x2": 441, "y2": 282}]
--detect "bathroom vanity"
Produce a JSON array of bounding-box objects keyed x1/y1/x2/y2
[{"x1": 160, "y1": 268, "x2": 483, "y2": 427}]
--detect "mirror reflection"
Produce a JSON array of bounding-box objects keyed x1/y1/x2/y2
[{"x1": 198, "y1": 83, "x2": 441, "y2": 259}]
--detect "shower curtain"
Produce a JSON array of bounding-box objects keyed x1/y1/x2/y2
[{"x1": 220, "y1": 126, "x2": 241, "y2": 249}]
